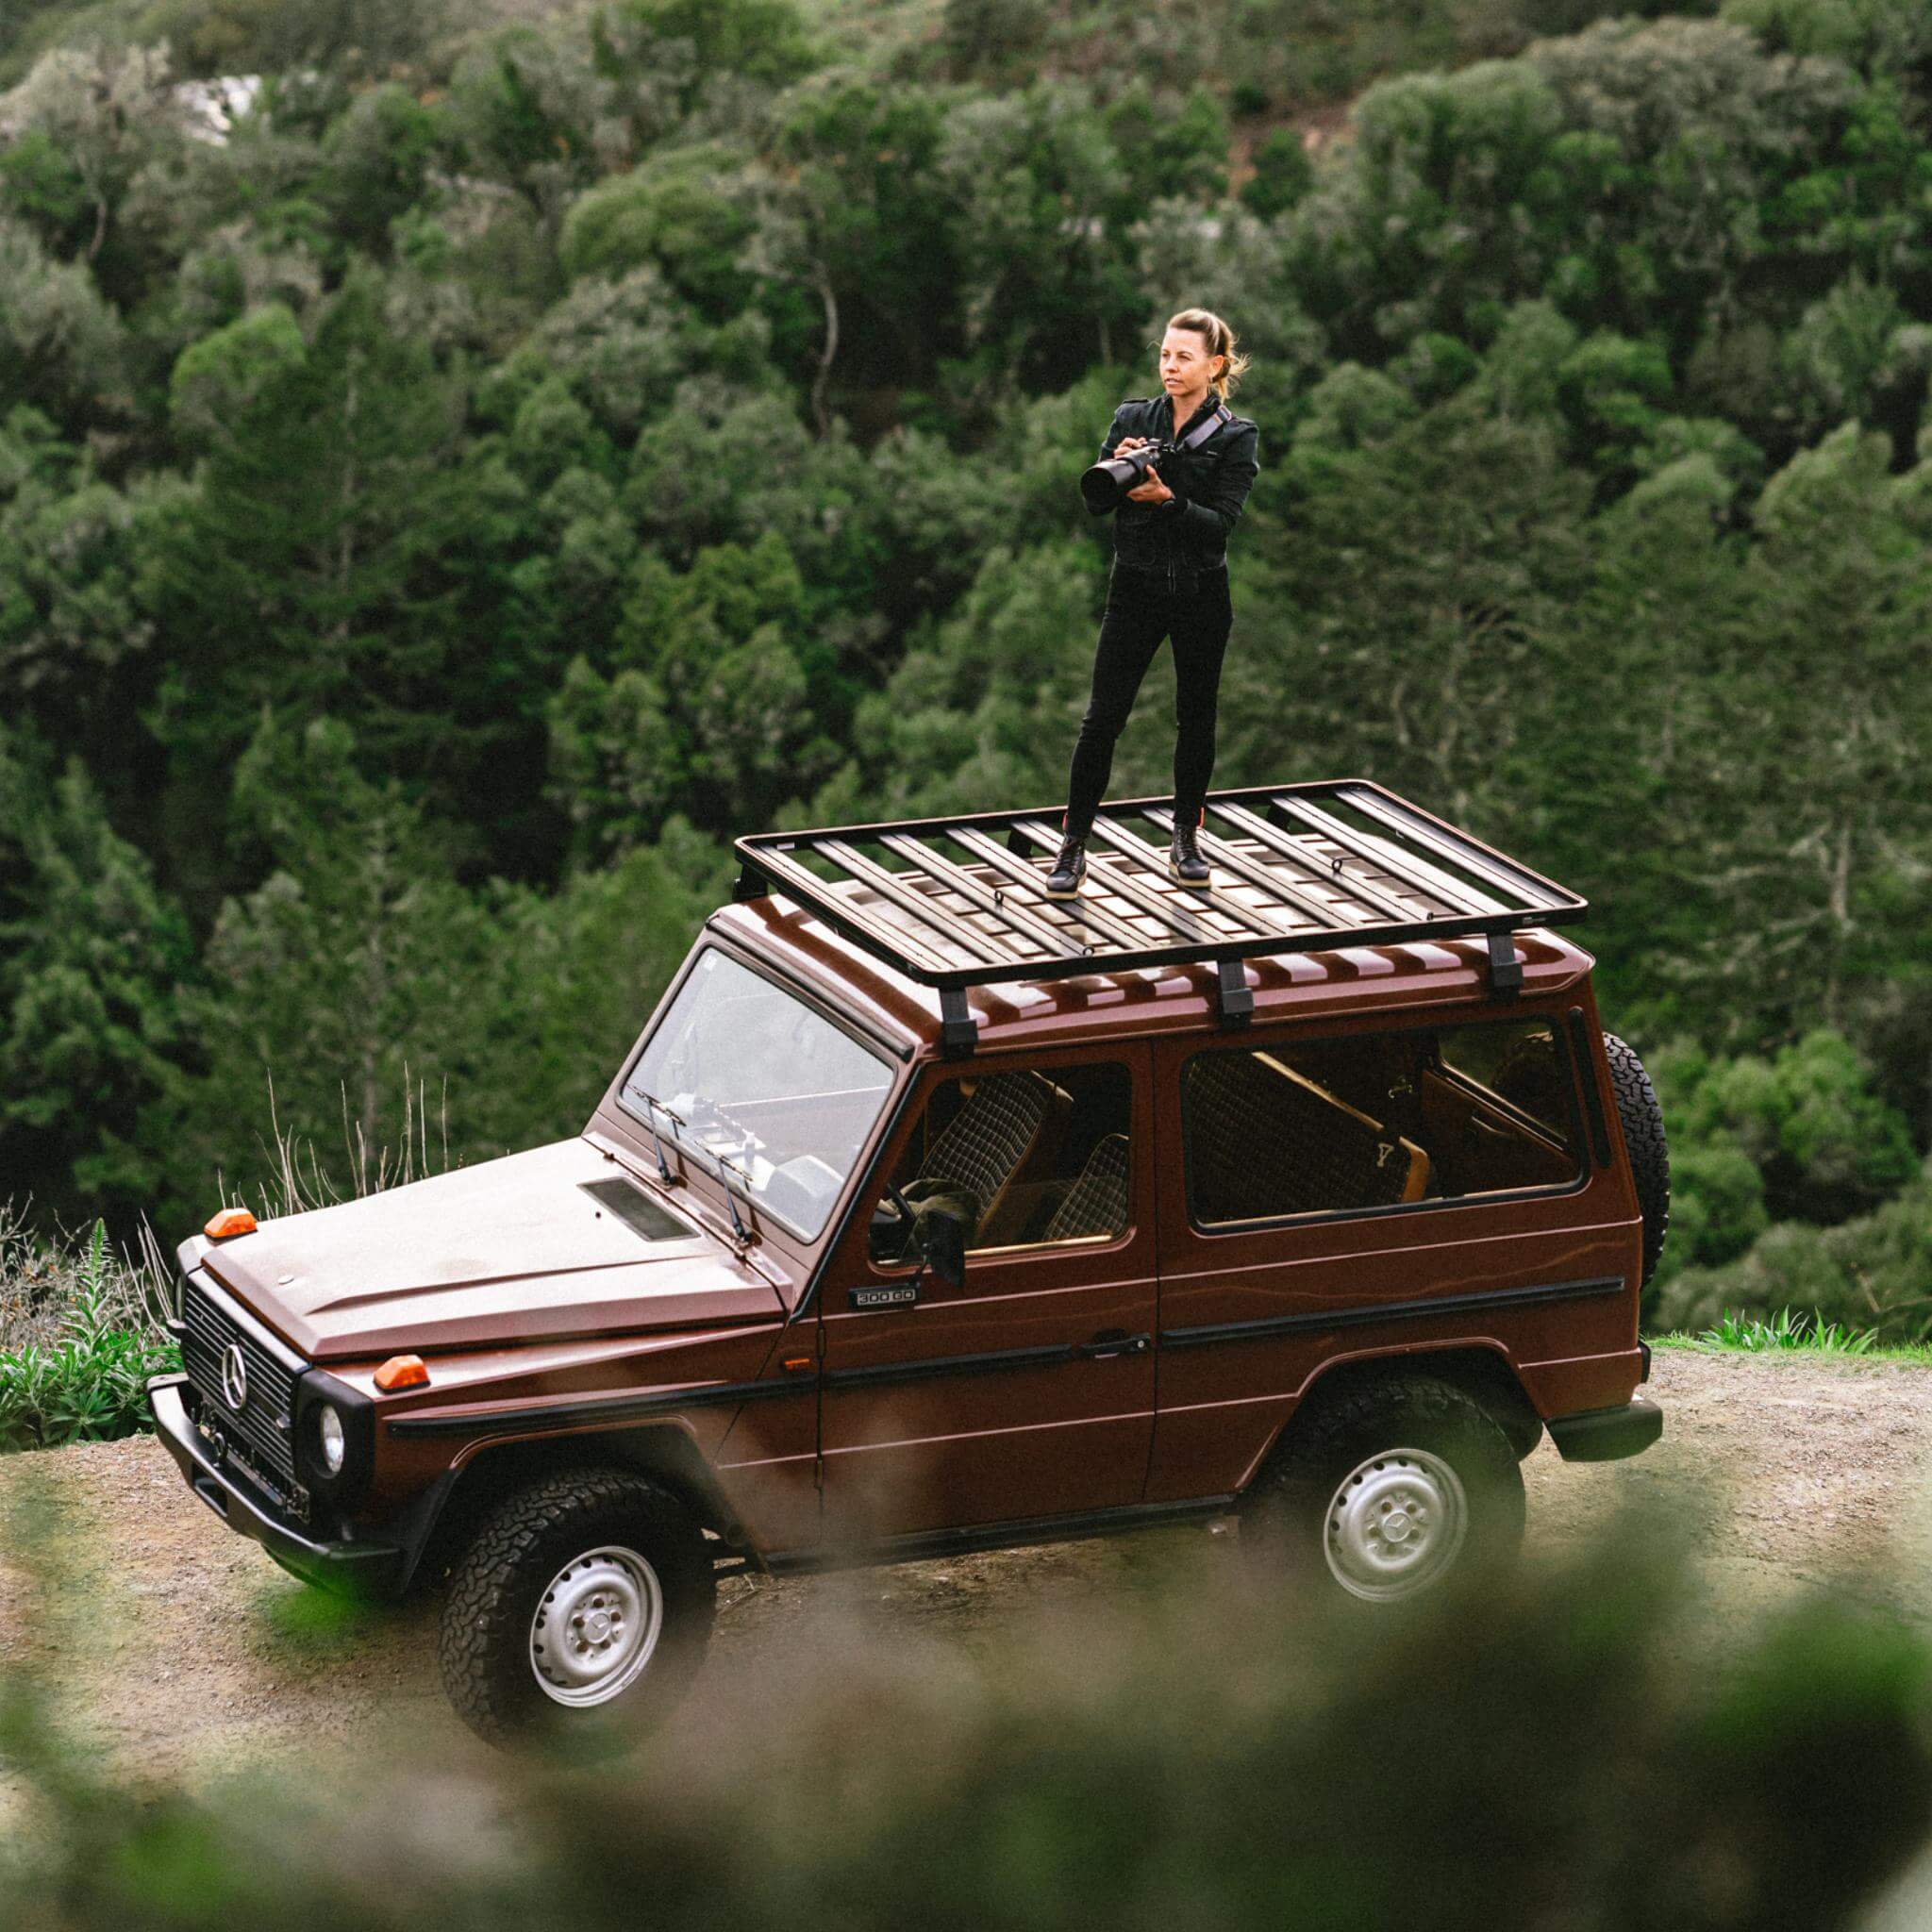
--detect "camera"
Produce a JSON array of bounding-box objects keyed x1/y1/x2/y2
[{"x1": 1080, "y1": 439, "x2": 1179, "y2": 514}]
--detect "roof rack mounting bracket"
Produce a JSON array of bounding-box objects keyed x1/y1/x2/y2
[
  {"x1": 732, "y1": 858, "x2": 769, "y2": 904},
  {"x1": 1486, "y1": 929, "x2": 1524, "y2": 996},
  {"x1": 939, "y1": 986, "x2": 978, "y2": 1058},
  {"x1": 1216, "y1": 958, "x2": 1254, "y2": 1028}
]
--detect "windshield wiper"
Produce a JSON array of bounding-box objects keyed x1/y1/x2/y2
[
  {"x1": 710, "y1": 1150, "x2": 757, "y2": 1245},
  {"x1": 633, "y1": 1085, "x2": 757, "y2": 1244},
  {"x1": 626, "y1": 1088, "x2": 685, "y2": 1186}
]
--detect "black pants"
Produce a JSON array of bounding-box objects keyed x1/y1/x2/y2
[{"x1": 1063, "y1": 561, "x2": 1233, "y2": 837}]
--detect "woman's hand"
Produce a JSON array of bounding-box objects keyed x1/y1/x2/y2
[{"x1": 1113, "y1": 434, "x2": 1174, "y2": 504}]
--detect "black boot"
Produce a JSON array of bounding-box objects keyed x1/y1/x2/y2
[
  {"x1": 1044, "y1": 830, "x2": 1088, "y2": 899},
  {"x1": 1169, "y1": 817, "x2": 1210, "y2": 888}
]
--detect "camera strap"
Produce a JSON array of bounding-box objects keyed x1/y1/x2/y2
[
  {"x1": 1173, "y1": 399, "x2": 1231, "y2": 450},
  {"x1": 1160, "y1": 403, "x2": 1232, "y2": 595}
]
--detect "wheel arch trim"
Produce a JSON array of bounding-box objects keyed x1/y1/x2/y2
[
  {"x1": 402, "y1": 1418, "x2": 755, "y2": 1591},
  {"x1": 1235, "y1": 1339, "x2": 1545, "y2": 1491}
]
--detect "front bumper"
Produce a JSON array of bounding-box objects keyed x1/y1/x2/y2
[
  {"x1": 1546, "y1": 1397, "x2": 1664, "y2": 1463},
  {"x1": 148, "y1": 1375, "x2": 407, "y2": 1597}
]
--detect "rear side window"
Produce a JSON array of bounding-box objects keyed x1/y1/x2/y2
[{"x1": 1183, "y1": 1017, "x2": 1581, "y2": 1228}]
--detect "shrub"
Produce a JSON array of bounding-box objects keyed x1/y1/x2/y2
[
  {"x1": 1656, "y1": 1029, "x2": 1916, "y2": 1223},
  {"x1": 1652, "y1": 1163, "x2": 1932, "y2": 1341},
  {"x1": 1666, "y1": 1137, "x2": 1772, "y2": 1271},
  {"x1": 0, "y1": 1212, "x2": 177, "y2": 1452}
]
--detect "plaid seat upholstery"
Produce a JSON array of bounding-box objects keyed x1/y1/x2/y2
[
  {"x1": 918, "y1": 1072, "x2": 1053, "y2": 1228},
  {"x1": 1043, "y1": 1133, "x2": 1130, "y2": 1242},
  {"x1": 1186, "y1": 1051, "x2": 1420, "y2": 1224}
]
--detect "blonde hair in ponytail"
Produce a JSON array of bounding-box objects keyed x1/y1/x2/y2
[{"x1": 1161, "y1": 308, "x2": 1250, "y2": 400}]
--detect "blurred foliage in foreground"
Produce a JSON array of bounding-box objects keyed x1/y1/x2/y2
[{"x1": 3, "y1": 1522, "x2": 1932, "y2": 1929}]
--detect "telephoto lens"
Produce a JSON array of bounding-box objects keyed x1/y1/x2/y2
[{"x1": 1080, "y1": 441, "x2": 1170, "y2": 513}]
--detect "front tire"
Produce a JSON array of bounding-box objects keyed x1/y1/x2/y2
[
  {"x1": 1240, "y1": 1376, "x2": 1524, "y2": 1603},
  {"x1": 438, "y1": 1468, "x2": 715, "y2": 1750}
]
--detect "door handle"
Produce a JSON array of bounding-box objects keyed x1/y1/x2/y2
[{"x1": 1074, "y1": 1330, "x2": 1151, "y2": 1360}]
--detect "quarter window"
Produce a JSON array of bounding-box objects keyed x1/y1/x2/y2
[
  {"x1": 870, "y1": 1062, "x2": 1133, "y2": 1265},
  {"x1": 1183, "y1": 1017, "x2": 1580, "y2": 1227}
]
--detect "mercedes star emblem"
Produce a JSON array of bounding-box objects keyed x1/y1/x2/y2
[{"x1": 221, "y1": 1342, "x2": 249, "y2": 1412}]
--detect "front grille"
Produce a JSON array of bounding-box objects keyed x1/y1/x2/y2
[{"x1": 181, "y1": 1276, "x2": 301, "y2": 1488}]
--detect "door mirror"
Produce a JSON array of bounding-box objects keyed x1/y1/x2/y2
[{"x1": 915, "y1": 1203, "x2": 969, "y2": 1291}]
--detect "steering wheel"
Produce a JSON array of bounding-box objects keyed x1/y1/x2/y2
[{"x1": 869, "y1": 1180, "x2": 917, "y2": 1262}]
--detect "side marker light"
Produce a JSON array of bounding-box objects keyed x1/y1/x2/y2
[
  {"x1": 375, "y1": 1355, "x2": 430, "y2": 1391},
  {"x1": 205, "y1": 1208, "x2": 257, "y2": 1239}
]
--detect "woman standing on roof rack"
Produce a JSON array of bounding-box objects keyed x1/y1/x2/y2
[{"x1": 1046, "y1": 308, "x2": 1261, "y2": 899}]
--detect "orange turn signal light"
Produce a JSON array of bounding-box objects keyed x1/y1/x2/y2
[
  {"x1": 375, "y1": 1354, "x2": 430, "y2": 1392},
  {"x1": 204, "y1": 1208, "x2": 257, "y2": 1240}
]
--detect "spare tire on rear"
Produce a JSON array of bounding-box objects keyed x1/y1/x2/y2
[{"x1": 1603, "y1": 1032, "x2": 1669, "y2": 1294}]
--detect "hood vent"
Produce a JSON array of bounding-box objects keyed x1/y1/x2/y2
[{"x1": 578, "y1": 1177, "x2": 695, "y2": 1245}]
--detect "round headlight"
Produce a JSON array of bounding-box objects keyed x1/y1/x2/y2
[{"x1": 317, "y1": 1403, "x2": 346, "y2": 1476}]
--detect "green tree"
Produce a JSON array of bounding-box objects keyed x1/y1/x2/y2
[
  {"x1": 745, "y1": 77, "x2": 961, "y2": 430},
  {"x1": 152, "y1": 714, "x2": 507, "y2": 1217},
  {"x1": 830, "y1": 538, "x2": 1110, "y2": 822},
  {"x1": 0, "y1": 42, "x2": 184, "y2": 293},
  {"x1": 145, "y1": 271, "x2": 508, "y2": 893},
  {"x1": 931, "y1": 79, "x2": 1215, "y2": 404},
  {"x1": 0, "y1": 216, "x2": 126, "y2": 424},
  {"x1": 0, "y1": 408, "x2": 158, "y2": 758},
  {"x1": 1222, "y1": 377, "x2": 1591, "y2": 828},
  {"x1": 560, "y1": 142, "x2": 759, "y2": 317},
  {"x1": 1702, "y1": 423, "x2": 1932, "y2": 1032},
  {"x1": 0, "y1": 722, "x2": 190, "y2": 1230},
  {"x1": 153, "y1": 714, "x2": 721, "y2": 1224}
]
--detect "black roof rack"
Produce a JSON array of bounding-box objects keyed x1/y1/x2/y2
[{"x1": 732, "y1": 781, "x2": 1587, "y2": 1053}]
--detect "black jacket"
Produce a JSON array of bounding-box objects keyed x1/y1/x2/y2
[{"x1": 1089, "y1": 391, "x2": 1261, "y2": 577}]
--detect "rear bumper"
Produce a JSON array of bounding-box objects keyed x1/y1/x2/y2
[
  {"x1": 148, "y1": 1375, "x2": 407, "y2": 1597},
  {"x1": 1546, "y1": 1397, "x2": 1663, "y2": 1464}
]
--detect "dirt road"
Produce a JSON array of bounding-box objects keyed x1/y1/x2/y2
[{"x1": 6, "y1": 1345, "x2": 1932, "y2": 1792}]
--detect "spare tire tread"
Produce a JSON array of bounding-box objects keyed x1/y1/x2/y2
[{"x1": 1602, "y1": 1030, "x2": 1670, "y2": 1291}]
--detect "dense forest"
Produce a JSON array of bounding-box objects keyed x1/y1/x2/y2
[{"x1": 2, "y1": 0, "x2": 1930, "y2": 1336}]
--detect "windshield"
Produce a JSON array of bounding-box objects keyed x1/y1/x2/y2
[{"x1": 621, "y1": 948, "x2": 894, "y2": 1240}]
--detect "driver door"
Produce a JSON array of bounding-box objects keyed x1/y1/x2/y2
[{"x1": 817, "y1": 1046, "x2": 1158, "y2": 1545}]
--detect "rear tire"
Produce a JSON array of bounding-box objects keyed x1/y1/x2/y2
[
  {"x1": 438, "y1": 1468, "x2": 715, "y2": 1751},
  {"x1": 1603, "y1": 1031, "x2": 1670, "y2": 1293},
  {"x1": 1240, "y1": 1376, "x2": 1524, "y2": 1602}
]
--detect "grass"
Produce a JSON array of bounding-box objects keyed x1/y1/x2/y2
[
  {"x1": 0, "y1": 1209, "x2": 180, "y2": 1452},
  {"x1": 1653, "y1": 1307, "x2": 1932, "y2": 1366}
]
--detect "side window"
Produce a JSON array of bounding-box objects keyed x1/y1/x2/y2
[
  {"x1": 1183, "y1": 1018, "x2": 1580, "y2": 1228},
  {"x1": 869, "y1": 1063, "x2": 1133, "y2": 1266}
]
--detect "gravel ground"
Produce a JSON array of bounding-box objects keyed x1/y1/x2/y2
[{"x1": 7, "y1": 1345, "x2": 1932, "y2": 1797}]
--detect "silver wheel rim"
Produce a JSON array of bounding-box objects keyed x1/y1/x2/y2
[
  {"x1": 529, "y1": 1544, "x2": 664, "y2": 1707},
  {"x1": 1324, "y1": 1448, "x2": 1468, "y2": 1602}
]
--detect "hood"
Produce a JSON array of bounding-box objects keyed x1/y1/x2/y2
[{"x1": 194, "y1": 1138, "x2": 785, "y2": 1362}]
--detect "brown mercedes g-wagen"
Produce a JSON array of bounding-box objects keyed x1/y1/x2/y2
[{"x1": 150, "y1": 781, "x2": 1667, "y2": 1744}]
